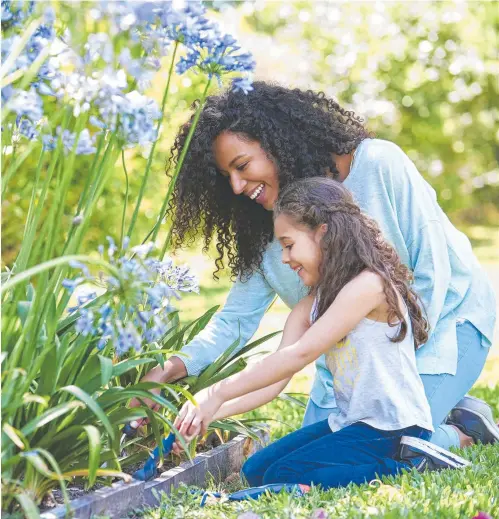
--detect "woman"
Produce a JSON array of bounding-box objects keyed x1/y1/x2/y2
[{"x1": 131, "y1": 82, "x2": 498, "y2": 451}]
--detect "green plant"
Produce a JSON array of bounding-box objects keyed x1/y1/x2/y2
[{"x1": 1, "y1": 2, "x2": 260, "y2": 515}]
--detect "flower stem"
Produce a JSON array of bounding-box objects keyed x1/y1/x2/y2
[
  {"x1": 158, "y1": 79, "x2": 212, "y2": 260},
  {"x1": 120, "y1": 150, "x2": 130, "y2": 249},
  {"x1": 126, "y1": 42, "x2": 179, "y2": 242}
]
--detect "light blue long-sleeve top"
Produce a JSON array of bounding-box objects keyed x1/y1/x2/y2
[{"x1": 180, "y1": 139, "x2": 496, "y2": 409}]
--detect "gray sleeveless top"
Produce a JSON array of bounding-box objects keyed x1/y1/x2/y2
[{"x1": 311, "y1": 300, "x2": 434, "y2": 433}]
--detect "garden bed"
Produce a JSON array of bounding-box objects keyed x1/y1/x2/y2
[{"x1": 40, "y1": 431, "x2": 268, "y2": 519}]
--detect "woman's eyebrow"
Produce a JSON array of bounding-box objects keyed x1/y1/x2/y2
[{"x1": 228, "y1": 154, "x2": 247, "y2": 168}]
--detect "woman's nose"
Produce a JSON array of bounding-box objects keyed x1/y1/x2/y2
[
  {"x1": 281, "y1": 249, "x2": 289, "y2": 264},
  {"x1": 229, "y1": 172, "x2": 247, "y2": 195}
]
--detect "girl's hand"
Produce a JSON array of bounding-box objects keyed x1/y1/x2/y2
[{"x1": 172, "y1": 387, "x2": 223, "y2": 454}]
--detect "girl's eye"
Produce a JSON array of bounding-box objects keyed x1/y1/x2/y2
[{"x1": 285, "y1": 245, "x2": 293, "y2": 250}]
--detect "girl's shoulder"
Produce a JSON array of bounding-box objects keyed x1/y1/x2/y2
[{"x1": 292, "y1": 294, "x2": 315, "y2": 325}]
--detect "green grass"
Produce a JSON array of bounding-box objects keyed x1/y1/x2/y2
[{"x1": 135, "y1": 382, "x2": 499, "y2": 519}]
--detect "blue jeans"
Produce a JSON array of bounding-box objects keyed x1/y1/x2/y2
[
  {"x1": 242, "y1": 421, "x2": 431, "y2": 489},
  {"x1": 303, "y1": 321, "x2": 489, "y2": 450}
]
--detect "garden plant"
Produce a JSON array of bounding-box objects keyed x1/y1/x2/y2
[{"x1": 1, "y1": 1, "x2": 272, "y2": 516}]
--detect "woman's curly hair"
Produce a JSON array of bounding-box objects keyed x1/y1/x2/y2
[
  {"x1": 168, "y1": 81, "x2": 370, "y2": 279},
  {"x1": 274, "y1": 178, "x2": 429, "y2": 349}
]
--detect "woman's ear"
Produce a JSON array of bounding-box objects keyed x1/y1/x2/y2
[{"x1": 315, "y1": 223, "x2": 328, "y2": 243}]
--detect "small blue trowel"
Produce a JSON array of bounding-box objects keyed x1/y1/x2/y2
[{"x1": 123, "y1": 423, "x2": 176, "y2": 481}]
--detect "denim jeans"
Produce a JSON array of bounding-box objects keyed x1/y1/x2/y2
[
  {"x1": 303, "y1": 321, "x2": 489, "y2": 450},
  {"x1": 242, "y1": 421, "x2": 431, "y2": 489}
]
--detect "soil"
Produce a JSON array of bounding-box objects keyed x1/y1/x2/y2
[{"x1": 39, "y1": 432, "x2": 225, "y2": 511}]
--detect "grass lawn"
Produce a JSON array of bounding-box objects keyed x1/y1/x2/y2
[{"x1": 135, "y1": 377, "x2": 499, "y2": 519}]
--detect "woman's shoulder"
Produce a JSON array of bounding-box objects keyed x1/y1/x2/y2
[{"x1": 358, "y1": 138, "x2": 408, "y2": 164}]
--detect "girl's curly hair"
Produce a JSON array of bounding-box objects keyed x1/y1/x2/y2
[
  {"x1": 274, "y1": 178, "x2": 429, "y2": 349},
  {"x1": 168, "y1": 81, "x2": 370, "y2": 279}
]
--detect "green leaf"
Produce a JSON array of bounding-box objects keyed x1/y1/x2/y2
[
  {"x1": 36, "y1": 342, "x2": 58, "y2": 395},
  {"x1": 60, "y1": 385, "x2": 115, "y2": 441},
  {"x1": 15, "y1": 492, "x2": 40, "y2": 519},
  {"x1": 227, "y1": 330, "x2": 282, "y2": 364},
  {"x1": 45, "y1": 293, "x2": 58, "y2": 340},
  {"x1": 83, "y1": 425, "x2": 101, "y2": 487},
  {"x1": 16, "y1": 300, "x2": 31, "y2": 326},
  {"x1": 3, "y1": 423, "x2": 28, "y2": 450},
  {"x1": 195, "y1": 334, "x2": 241, "y2": 388},
  {"x1": 186, "y1": 305, "x2": 219, "y2": 343},
  {"x1": 111, "y1": 357, "x2": 155, "y2": 378},
  {"x1": 98, "y1": 355, "x2": 113, "y2": 387},
  {"x1": 21, "y1": 401, "x2": 84, "y2": 436},
  {"x1": 279, "y1": 393, "x2": 307, "y2": 409}
]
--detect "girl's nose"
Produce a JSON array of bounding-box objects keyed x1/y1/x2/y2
[
  {"x1": 229, "y1": 172, "x2": 247, "y2": 195},
  {"x1": 281, "y1": 249, "x2": 290, "y2": 264}
]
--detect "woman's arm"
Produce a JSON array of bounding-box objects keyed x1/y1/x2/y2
[
  {"x1": 175, "y1": 271, "x2": 385, "y2": 438},
  {"x1": 130, "y1": 269, "x2": 276, "y2": 415}
]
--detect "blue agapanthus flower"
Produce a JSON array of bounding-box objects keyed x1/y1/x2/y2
[
  {"x1": 93, "y1": 90, "x2": 162, "y2": 147},
  {"x1": 63, "y1": 239, "x2": 198, "y2": 357},
  {"x1": 232, "y1": 76, "x2": 254, "y2": 95},
  {"x1": 1, "y1": 0, "x2": 35, "y2": 28}
]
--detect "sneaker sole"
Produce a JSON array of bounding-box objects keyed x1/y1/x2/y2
[
  {"x1": 400, "y1": 436, "x2": 471, "y2": 468},
  {"x1": 451, "y1": 407, "x2": 499, "y2": 444}
]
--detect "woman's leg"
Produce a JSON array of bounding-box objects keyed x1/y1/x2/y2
[
  {"x1": 262, "y1": 424, "x2": 428, "y2": 489},
  {"x1": 421, "y1": 321, "x2": 489, "y2": 450},
  {"x1": 241, "y1": 419, "x2": 331, "y2": 487}
]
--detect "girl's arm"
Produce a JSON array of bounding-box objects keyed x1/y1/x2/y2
[
  {"x1": 176, "y1": 271, "x2": 385, "y2": 438},
  {"x1": 215, "y1": 271, "x2": 384, "y2": 403},
  {"x1": 211, "y1": 296, "x2": 313, "y2": 420}
]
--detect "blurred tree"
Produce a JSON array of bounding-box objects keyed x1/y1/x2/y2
[{"x1": 238, "y1": 0, "x2": 498, "y2": 220}]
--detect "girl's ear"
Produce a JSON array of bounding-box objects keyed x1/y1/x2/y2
[{"x1": 315, "y1": 223, "x2": 328, "y2": 244}]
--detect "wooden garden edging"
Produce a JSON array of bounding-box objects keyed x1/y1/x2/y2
[{"x1": 40, "y1": 431, "x2": 268, "y2": 519}]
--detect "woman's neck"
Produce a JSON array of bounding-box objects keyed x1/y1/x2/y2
[{"x1": 332, "y1": 151, "x2": 355, "y2": 181}]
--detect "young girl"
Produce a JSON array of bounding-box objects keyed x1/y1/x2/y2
[{"x1": 173, "y1": 178, "x2": 462, "y2": 489}]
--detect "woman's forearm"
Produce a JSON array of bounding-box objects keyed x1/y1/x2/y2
[{"x1": 212, "y1": 379, "x2": 290, "y2": 421}]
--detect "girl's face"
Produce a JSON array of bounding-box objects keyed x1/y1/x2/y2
[
  {"x1": 213, "y1": 131, "x2": 279, "y2": 211},
  {"x1": 274, "y1": 213, "x2": 326, "y2": 287}
]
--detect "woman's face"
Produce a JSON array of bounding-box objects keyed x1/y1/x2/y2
[{"x1": 213, "y1": 131, "x2": 280, "y2": 211}]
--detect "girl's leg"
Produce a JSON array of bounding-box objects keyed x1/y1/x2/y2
[
  {"x1": 421, "y1": 321, "x2": 489, "y2": 450},
  {"x1": 262, "y1": 423, "x2": 427, "y2": 489},
  {"x1": 241, "y1": 419, "x2": 331, "y2": 487}
]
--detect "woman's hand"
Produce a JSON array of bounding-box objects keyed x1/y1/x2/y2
[
  {"x1": 128, "y1": 357, "x2": 188, "y2": 429},
  {"x1": 172, "y1": 387, "x2": 223, "y2": 454}
]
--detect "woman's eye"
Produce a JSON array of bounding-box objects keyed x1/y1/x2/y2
[
  {"x1": 236, "y1": 162, "x2": 248, "y2": 171},
  {"x1": 285, "y1": 245, "x2": 292, "y2": 250}
]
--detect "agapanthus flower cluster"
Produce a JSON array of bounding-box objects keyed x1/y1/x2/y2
[
  {"x1": 2, "y1": 1, "x2": 254, "y2": 152},
  {"x1": 62, "y1": 238, "x2": 199, "y2": 357}
]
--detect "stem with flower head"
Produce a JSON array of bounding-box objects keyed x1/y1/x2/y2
[
  {"x1": 1, "y1": 141, "x2": 38, "y2": 199},
  {"x1": 126, "y1": 41, "x2": 179, "y2": 242},
  {"x1": 120, "y1": 150, "x2": 130, "y2": 250},
  {"x1": 42, "y1": 115, "x2": 89, "y2": 263},
  {"x1": 158, "y1": 79, "x2": 213, "y2": 260},
  {"x1": 14, "y1": 109, "x2": 70, "y2": 273}
]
